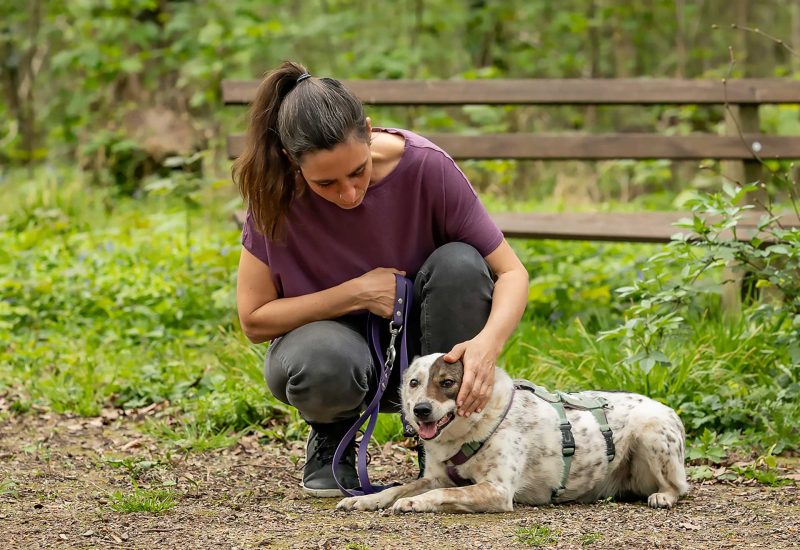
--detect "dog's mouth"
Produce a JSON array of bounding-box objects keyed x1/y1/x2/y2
[{"x1": 416, "y1": 411, "x2": 456, "y2": 440}]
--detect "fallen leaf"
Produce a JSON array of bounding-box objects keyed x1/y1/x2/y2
[
  {"x1": 101, "y1": 408, "x2": 120, "y2": 421},
  {"x1": 136, "y1": 402, "x2": 159, "y2": 416},
  {"x1": 120, "y1": 438, "x2": 142, "y2": 451}
]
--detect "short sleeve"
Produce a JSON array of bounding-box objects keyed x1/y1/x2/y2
[
  {"x1": 241, "y1": 209, "x2": 270, "y2": 266},
  {"x1": 434, "y1": 152, "x2": 504, "y2": 257}
]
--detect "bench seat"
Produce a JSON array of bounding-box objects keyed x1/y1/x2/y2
[{"x1": 233, "y1": 210, "x2": 798, "y2": 244}]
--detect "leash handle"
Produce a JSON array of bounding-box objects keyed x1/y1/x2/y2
[{"x1": 332, "y1": 274, "x2": 413, "y2": 497}]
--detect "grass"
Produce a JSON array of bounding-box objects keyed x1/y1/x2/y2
[
  {"x1": 581, "y1": 533, "x2": 603, "y2": 546},
  {"x1": 143, "y1": 418, "x2": 241, "y2": 452},
  {"x1": 0, "y1": 478, "x2": 18, "y2": 497},
  {"x1": 108, "y1": 484, "x2": 176, "y2": 513},
  {"x1": 1, "y1": 167, "x2": 798, "y2": 462},
  {"x1": 102, "y1": 455, "x2": 168, "y2": 480},
  {"x1": 515, "y1": 525, "x2": 560, "y2": 547}
]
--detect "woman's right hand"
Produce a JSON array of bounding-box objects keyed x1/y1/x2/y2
[{"x1": 352, "y1": 267, "x2": 406, "y2": 318}]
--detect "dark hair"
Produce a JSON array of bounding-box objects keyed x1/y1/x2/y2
[{"x1": 232, "y1": 61, "x2": 368, "y2": 240}]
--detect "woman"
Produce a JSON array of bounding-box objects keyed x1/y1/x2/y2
[{"x1": 234, "y1": 61, "x2": 528, "y2": 497}]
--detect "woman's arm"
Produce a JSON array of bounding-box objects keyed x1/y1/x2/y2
[
  {"x1": 237, "y1": 247, "x2": 404, "y2": 343},
  {"x1": 444, "y1": 240, "x2": 528, "y2": 416}
]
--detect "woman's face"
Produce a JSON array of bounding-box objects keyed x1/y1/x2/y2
[{"x1": 298, "y1": 134, "x2": 372, "y2": 210}]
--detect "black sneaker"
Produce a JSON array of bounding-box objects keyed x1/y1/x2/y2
[{"x1": 301, "y1": 420, "x2": 360, "y2": 497}]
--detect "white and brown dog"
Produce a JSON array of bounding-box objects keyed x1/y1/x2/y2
[{"x1": 337, "y1": 353, "x2": 689, "y2": 513}]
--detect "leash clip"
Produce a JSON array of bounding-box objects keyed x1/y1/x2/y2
[{"x1": 384, "y1": 324, "x2": 401, "y2": 369}]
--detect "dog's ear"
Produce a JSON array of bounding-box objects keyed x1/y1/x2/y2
[
  {"x1": 435, "y1": 356, "x2": 465, "y2": 382},
  {"x1": 449, "y1": 359, "x2": 465, "y2": 381}
]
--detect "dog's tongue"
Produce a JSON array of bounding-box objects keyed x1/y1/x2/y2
[{"x1": 417, "y1": 422, "x2": 438, "y2": 439}]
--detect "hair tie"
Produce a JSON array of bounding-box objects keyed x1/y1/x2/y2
[{"x1": 296, "y1": 73, "x2": 311, "y2": 84}]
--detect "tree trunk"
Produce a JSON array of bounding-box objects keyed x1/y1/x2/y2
[
  {"x1": 793, "y1": 0, "x2": 800, "y2": 74},
  {"x1": 675, "y1": 0, "x2": 687, "y2": 78}
]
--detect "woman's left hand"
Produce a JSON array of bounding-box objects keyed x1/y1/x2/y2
[{"x1": 444, "y1": 335, "x2": 502, "y2": 417}]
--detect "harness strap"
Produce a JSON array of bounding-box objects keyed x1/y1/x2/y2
[
  {"x1": 514, "y1": 380, "x2": 616, "y2": 498},
  {"x1": 446, "y1": 391, "x2": 516, "y2": 467},
  {"x1": 590, "y1": 408, "x2": 616, "y2": 461},
  {"x1": 551, "y1": 400, "x2": 575, "y2": 498},
  {"x1": 444, "y1": 390, "x2": 516, "y2": 486}
]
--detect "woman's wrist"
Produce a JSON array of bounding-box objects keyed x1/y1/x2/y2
[
  {"x1": 338, "y1": 278, "x2": 363, "y2": 314},
  {"x1": 472, "y1": 330, "x2": 504, "y2": 360}
]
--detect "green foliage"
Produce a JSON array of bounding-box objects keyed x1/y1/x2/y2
[
  {"x1": 686, "y1": 429, "x2": 739, "y2": 463},
  {"x1": 687, "y1": 448, "x2": 794, "y2": 486},
  {"x1": 0, "y1": 168, "x2": 292, "y2": 448},
  {"x1": 2, "y1": 167, "x2": 799, "y2": 465},
  {"x1": 3, "y1": 0, "x2": 799, "y2": 209},
  {"x1": 593, "y1": 179, "x2": 800, "y2": 455}
]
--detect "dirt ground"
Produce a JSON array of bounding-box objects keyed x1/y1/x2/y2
[{"x1": 1, "y1": 408, "x2": 798, "y2": 550}]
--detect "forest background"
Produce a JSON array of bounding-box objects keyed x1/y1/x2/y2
[{"x1": 2, "y1": 0, "x2": 800, "y2": 488}]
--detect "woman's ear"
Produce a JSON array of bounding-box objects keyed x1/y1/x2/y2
[
  {"x1": 366, "y1": 117, "x2": 372, "y2": 134},
  {"x1": 282, "y1": 148, "x2": 299, "y2": 170}
]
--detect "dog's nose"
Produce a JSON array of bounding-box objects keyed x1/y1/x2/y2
[{"x1": 413, "y1": 402, "x2": 433, "y2": 419}]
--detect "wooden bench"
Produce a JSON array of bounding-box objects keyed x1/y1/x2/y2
[{"x1": 223, "y1": 79, "x2": 800, "y2": 242}]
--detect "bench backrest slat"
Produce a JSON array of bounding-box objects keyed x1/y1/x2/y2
[
  {"x1": 223, "y1": 79, "x2": 800, "y2": 106},
  {"x1": 227, "y1": 133, "x2": 800, "y2": 160}
]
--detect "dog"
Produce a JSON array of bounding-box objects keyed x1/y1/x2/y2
[{"x1": 337, "y1": 353, "x2": 689, "y2": 513}]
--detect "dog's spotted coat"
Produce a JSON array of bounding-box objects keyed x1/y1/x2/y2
[{"x1": 337, "y1": 353, "x2": 689, "y2": 513}]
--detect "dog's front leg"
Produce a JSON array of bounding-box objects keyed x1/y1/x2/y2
[
  {"x1": 336, "y1": 477, "x2": 445, "y2": 512},
  {"x1": 392, "y1": 481, "x2": 513, "y2": 513}
]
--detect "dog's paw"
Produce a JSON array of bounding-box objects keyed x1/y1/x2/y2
[
  {"x1": 391, "y1": 497, "x2": 436, "y2": 514},
  {"x1": 335, "y1": 496, "x2": 360, "y2": 511},
  {"x1": 336, "y1": 494, "x2": 389, "y2": 512},
  {"x1": 647, "y1": 492, "x2": 678, "y2": 509}
]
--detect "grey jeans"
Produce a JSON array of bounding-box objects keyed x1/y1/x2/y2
[{"x1": 264, "y1": 242, "x2": 495, "y2": 423}]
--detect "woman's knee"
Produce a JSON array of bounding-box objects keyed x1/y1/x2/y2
[
  {"x1": 264, "y1": 320, "x2": 371, "y2": 422},
  {"x1": 418, "y1": 242, "x2": 493, "y2": 290}
]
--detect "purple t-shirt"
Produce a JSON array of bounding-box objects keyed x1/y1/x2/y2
[{"x1": 241, "y1": 128, "x2": 504, "y2": 298}]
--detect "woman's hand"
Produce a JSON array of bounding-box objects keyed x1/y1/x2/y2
[
  {"x1": 444, "y1": 335, "x2": 502, "y2": 417},
  {"x1": 352, "y1": 267, "x2": 406, "y2": 318}
]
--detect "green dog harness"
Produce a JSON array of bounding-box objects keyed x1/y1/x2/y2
[{"x1": 514, "y1": 380, "x2": 616, "y2": 498}]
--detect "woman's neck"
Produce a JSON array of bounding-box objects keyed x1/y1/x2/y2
[{"x1": 369, "y1": 129, "x2": 405, "y2": 183}]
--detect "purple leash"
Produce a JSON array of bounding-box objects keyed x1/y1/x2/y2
[{"x1": 332, "y1": 274, "x2": 414, "y2": 497}]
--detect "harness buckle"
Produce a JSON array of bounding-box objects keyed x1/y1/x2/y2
[
  {"x1": 560, "y1": 421, "x2": 576, "y2": 457},
  {"x1": 602, "y1": 429, "x2": 615, "y2": 461}
]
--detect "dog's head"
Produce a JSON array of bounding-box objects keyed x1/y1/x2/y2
[{"x1": 401, "y1": 353, "x2": 464, "y2": 441}]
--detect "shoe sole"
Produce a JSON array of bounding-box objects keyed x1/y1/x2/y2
[{"x1": 300, "y1": 482, "x2": 347, "y2": 498}]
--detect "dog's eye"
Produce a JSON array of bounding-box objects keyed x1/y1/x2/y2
[
  {"x1": 409, "y1": 379, "x2": 419, "y2": 388},
  {"x1": 440, "y1": 379, "x2": 455, "y2": 388}
]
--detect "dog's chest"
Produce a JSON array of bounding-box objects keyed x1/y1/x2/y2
[{"x1": 439, "y1": 394, "x2": 563, "y2": 484}]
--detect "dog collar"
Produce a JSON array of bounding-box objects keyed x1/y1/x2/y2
[{"x1": 444, "y1": 389, "x2": 516, "y2": 484}]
